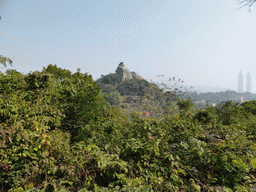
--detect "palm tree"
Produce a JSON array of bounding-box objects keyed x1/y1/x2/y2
[{"x1": 0, "y1": 55, "x2": 12, "y2": 67}]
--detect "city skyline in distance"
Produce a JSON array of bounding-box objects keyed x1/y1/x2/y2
[{"x1": 237, "y1": 71, "x2": 252, "y2": 93}]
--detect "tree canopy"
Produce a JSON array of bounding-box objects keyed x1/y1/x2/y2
[{"x1": 42, "y1": 64, "x2": 72, "y2": 81}]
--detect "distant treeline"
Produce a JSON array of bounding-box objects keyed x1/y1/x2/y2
[{"x1": 183, "y1": 90, "x2": 256, "y2": 104}]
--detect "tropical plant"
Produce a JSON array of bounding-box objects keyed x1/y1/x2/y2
[{"x1": 0, "y1": 55, "x2": 12, "y2": 68}]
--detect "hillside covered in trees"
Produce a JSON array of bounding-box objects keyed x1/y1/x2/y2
[
  {"x1": 1, "y1": 64, "x2": 256, "y2": 191},
  {"x1": 96, "y1": 71, "x2": 183, "y2": 119}
]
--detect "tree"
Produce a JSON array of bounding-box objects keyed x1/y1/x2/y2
[
  {"x1": 102, "y1": 90, "x2": 124, "y2": 106},
  {"x1": 215, "y1": 100, "x2": 244, "y2": 125},
  {"x1": 43, "y1": 64, "x2": 72, "y2": 81},
  {"x1": 96, "y1": 73, "x2": 120, "y2": 87},
  {"x1": 238, "y1": 0, "x2": 256, "y2": 10},
  {"x1": 116, "y1": 78, "x2": 153, "y2": 96},
  {"x1": 0, "y1": 55, "x2": 12, "y2": 67}
]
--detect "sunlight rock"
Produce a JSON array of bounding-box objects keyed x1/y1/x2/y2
[
  {"x1": 115, "y1": 62, "x2": 133, "y2": 81},
  {"x1": 115, "y1": 62, "x2": 144, "y2": 82}
]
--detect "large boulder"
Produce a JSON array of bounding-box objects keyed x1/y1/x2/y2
[{"x1": 115, "y1": 62, "x2": 133, "y2": 81}]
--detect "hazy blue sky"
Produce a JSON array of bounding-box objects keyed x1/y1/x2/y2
[{"x1": 1, "y1": 0, "x2": 256, "y2": 92}]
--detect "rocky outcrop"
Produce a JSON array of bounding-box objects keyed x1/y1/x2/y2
[
  {"x1": 115, "y1": 62, "x2": 133, "y2": 81},
  {"x1": 115, "y1": 62, "x2": 144, "y2": 82}
]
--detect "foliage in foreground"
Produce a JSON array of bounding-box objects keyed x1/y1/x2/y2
[{"x1": 1, "y1": 67, "x2": 256, "y2": 191}]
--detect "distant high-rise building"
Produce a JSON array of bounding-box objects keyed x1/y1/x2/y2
[
  {"x1": 246, "y1": 72, "x2": 252, "y2": 93},
  {"x1": 238, "y1": 71, "x2": 243, "y2": 93}
]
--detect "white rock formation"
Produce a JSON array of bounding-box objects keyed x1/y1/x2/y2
[
  {"x1": 115, "y1": 62, "x2": 133, "y2": 81},
  {"x1": 115, "y1": 62, "x2": 144, "y2": 82}
]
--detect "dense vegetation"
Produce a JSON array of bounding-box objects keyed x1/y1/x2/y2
[
  {"x1": 1, "y1": 65, "x2": 256, "y2": 191},
  {"x1": 96, "y1": 73, "x2": 180, "y2": 117}
]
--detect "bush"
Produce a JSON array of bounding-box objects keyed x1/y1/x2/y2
[{"x1": 2, "y1": 66, "x2": 256, "y2": 191}]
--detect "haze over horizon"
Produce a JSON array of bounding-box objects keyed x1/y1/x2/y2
[{"x1": 1, "y1": 0, "x2": 256, "y2": 92}]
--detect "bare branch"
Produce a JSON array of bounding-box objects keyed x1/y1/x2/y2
[{"x1": 237, "y1": 0, "x2": 256, "y2": 11}]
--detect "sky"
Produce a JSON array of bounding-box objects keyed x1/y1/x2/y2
[{"x1": 1, "y1": 0, "x2": 256, "y2": 92}]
